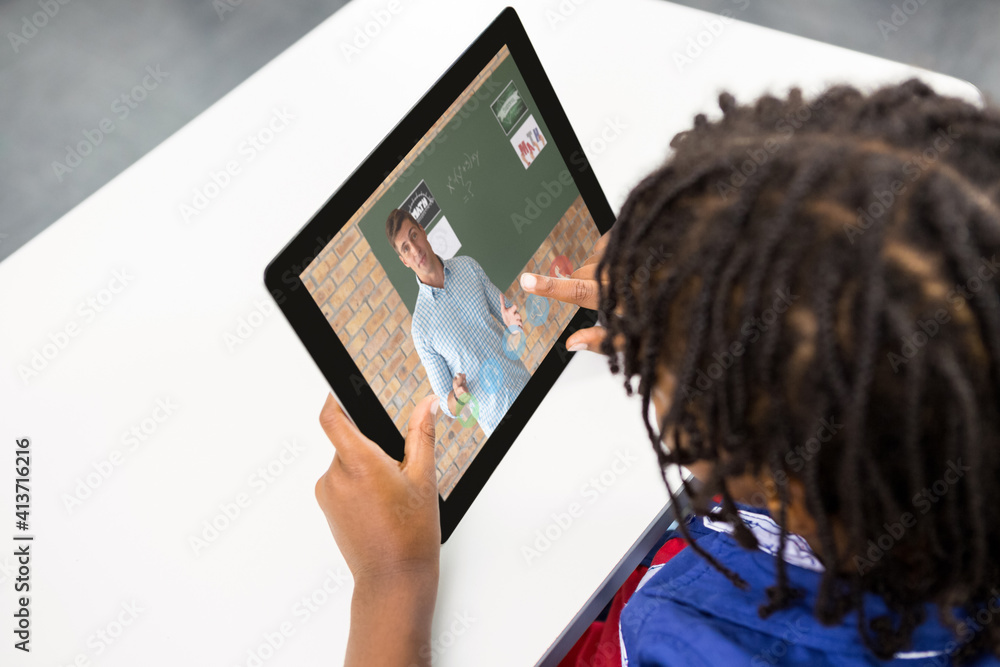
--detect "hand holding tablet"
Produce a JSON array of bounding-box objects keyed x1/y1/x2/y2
[
  {"x1": 314, "y1": 393, "x2": 440, "y2": 665},
  {"x1": 264, "y1": 7, "x2": 615, "y2": 540}
]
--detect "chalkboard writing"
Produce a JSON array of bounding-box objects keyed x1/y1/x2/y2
[{"x1": 446, "y1": 151, "x2": 481, "y2": 203}]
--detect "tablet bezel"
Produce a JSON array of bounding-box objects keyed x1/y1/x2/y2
[{"x1": 264, "y1": 6, "x2": 615, "y2": 542}]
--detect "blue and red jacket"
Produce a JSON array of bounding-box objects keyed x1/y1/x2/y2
[{"x1": 562, "y1": 506, "x2": 1000, "y2": 666}]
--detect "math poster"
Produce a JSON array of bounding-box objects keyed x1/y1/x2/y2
[
  {"x1": 400, "y1": 179, "x2": 441, "y2": 229},
  {"x1": 509, "y1": 115, "x2": 546, "y2": 169}
]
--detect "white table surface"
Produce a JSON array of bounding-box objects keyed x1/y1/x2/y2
[{"x1": 0, "y1": 1, "x2": 981, "y2": 665}]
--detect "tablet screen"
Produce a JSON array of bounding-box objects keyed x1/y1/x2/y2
[{"x1": 298, "y1": 45, "x2": 601, "y2": 500}]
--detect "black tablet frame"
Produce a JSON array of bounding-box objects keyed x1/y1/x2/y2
[{"x1": 264, "y1": 6, "x2": 615, "y2": 542}]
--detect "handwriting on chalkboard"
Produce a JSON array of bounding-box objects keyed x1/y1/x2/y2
[{"x1": 446, "y1": 151, "x2": 480, "y2": 203}]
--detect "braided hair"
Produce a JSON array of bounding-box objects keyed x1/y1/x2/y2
[{"x1": 597, "y1": 79, "x2": 1000, "y2": 662}]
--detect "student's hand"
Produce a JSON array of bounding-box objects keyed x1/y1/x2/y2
[
  {"x1": 501, "y1": 298, "x2": 523, "y2": 329},
  {"x1": 316, "y1": 393, "x2": 441, "y2": 580},
  {"x1": 519, "y1": 231, "x2": 611, "y2": 354},
  {"x1": 316, "y1": 394, "x2": 441, "y2": 666}
]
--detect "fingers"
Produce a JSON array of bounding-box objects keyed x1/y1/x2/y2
[
  {"x1": 594, "y1": 230, "x2": 612, "y2": 257},
  {"x1": 581, "y1": 231, "x2": 613, "y2": 268},
  {"x1": 403, "y1": 395, "x2": 440, "y2": 481},
  {"x1": 572, "y1": 263, "x2": 598, "y2": 282},
  {"x1": 519, "y1": 273, "x2": 599, "y2": 309},
  {"x1": 318, "y1": 393, "x2": 373, "y2": 465},
  {"x1": 504, "y1": 300, "x2": 523, "y2": 329},
  {"x1": 566, "y1": 326, "x2": 608, "y2": 354}
]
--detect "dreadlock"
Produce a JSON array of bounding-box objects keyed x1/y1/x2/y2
[{"x1": 598, "y1": 79, "x2": 1000, "y2": 662}]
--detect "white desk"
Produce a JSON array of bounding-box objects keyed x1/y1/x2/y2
[{"x1": 0, "y1": 1, "x2": 980, "y2": 666}]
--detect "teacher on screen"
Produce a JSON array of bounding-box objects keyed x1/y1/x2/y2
[{"x1": 386, "y1": 208, "x2": 530, "y2": 436}]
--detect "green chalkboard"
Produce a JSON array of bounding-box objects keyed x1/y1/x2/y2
[{"x1": 358, "y1": 54, "x2": 580, "y2": 313}]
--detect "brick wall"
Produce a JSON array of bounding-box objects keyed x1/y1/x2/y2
[{"x1": 301, "y1": 45, "x2": 601, "y2": 498}]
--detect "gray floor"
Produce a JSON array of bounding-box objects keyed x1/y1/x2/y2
[
  {"x1": 1, "y1": 0, "x2": 999, "y2": 263},
  {"x1": 0, "y1": 0, "x2": 351, "y2": 263},
  {"x1": 668, "y1": 0, "x2": 1000, "y2": 102}
]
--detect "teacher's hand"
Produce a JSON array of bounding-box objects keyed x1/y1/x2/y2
[{"x1": 452, "y1": 372, "x2": 469, "y2": 398}]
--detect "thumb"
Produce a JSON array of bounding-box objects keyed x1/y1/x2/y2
[
  {"x1": 566, "y1": 326, "x2": 608, "y2": 354},
  {"x1": 402, "y1": 395, "x2": 439, "y2": 481}
]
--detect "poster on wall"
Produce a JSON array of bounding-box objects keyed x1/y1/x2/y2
[
  {"x1": 401, "y1": 179, "x2": 441, "y2": 229},
  {"x1": 426, "y1": 216, "x2": 462, "y2": 260},
  {"x1": 491, "y1": 80, "x2": 529, "y2": 135},
  {"x1": 509, "y1": 115, "x2": 547, "y2": 169}
]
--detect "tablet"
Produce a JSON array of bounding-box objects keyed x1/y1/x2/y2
[{"x1": 264, "y1": 7, "x2": 614, "y2": 541}]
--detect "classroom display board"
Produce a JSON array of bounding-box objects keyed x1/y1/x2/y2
[{"x1": 358, "y1": 55, "x2": 580, "y2": 313}]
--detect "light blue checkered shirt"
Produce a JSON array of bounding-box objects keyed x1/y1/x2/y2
[{"x1": 410, "y1": 255, "x2": 531, "y2": 436}]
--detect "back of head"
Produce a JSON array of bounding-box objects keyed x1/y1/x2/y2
[{"x1": 599, "y1": 79, "x2": 1000, "y2": 661}]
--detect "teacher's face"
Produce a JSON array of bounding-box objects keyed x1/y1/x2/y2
[{"x1": 393, "y1": 219, "x2": 433, "y2": 274}]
